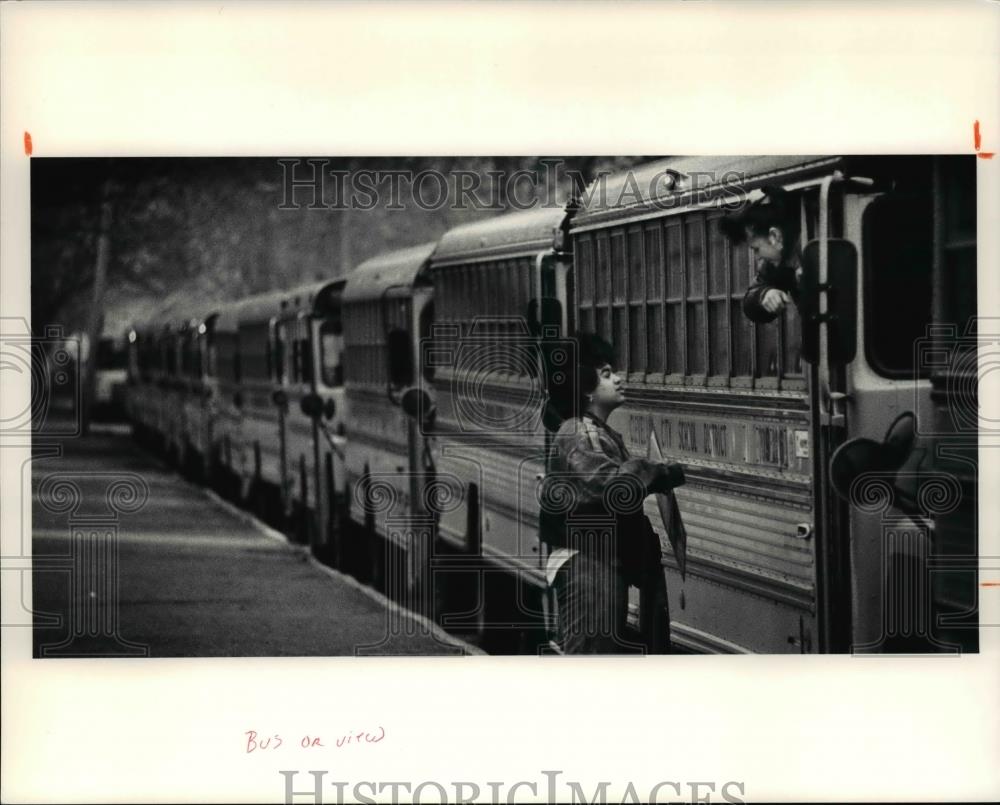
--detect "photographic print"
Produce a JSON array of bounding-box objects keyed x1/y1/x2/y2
[{"x1": 27, "y1": 155, "x2": 980, "y2": 659}]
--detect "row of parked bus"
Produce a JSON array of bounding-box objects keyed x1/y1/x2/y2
[{"x1": 126, "y1": 154, "x2": 979, "y2": 654}]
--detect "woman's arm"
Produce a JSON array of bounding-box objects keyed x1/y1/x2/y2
[{"x1": 558, "y1": 429, "x2": 684, "y2": 507}]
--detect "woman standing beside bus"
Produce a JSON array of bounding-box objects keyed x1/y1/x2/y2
[{"x1": 542, "y1": 333, "x2": 686, "y2": 654}]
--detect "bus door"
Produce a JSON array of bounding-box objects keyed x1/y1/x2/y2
[
  {"x1": 799, "y1": 176, "x2": 857, "y2": 653},
  {"x1": 385, "y1": 288, "x2": 431, "y2": 607},
  {"x1": 803, "y1": 168, "x2": 943, "y2": 653},
  {"x1": 273, "y1": 315, "x2": 297, "y2": 525},
  {"x1": 199, "y1": 316, "x2": 219, "y2": 476},
  {"x1": 830, "y1": 161, "x2": 972, "y2": 653},
  {"x1": 409, "y1": 289, "x2": 435, "y2": 518},
  {"x1": 306, "y1": 312, "x2": 346, "y2": 561}
]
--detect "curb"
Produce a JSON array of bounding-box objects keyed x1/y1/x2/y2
[{"x1": 201, "y1": 488, "x2": 486, "y2": 657}]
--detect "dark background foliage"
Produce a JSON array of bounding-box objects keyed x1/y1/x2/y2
[{"x1": 31, "y1": 156, "x2": 648, "y2": 337}]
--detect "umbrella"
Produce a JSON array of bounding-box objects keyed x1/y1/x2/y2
[{"x1": 648, "y1": 429, "x2": 688, "y2": 606}]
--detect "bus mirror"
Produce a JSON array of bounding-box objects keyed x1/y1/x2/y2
[
  {"x1": 800, "y1": 239, "x2": 858, "y2": 366},
  {"x1": 540, "y1": 298, "x2": 562, "y2": 334},
  {"x1": 526, "y1": 299, "x2": 540, "y2": 336},
  {"x1": 526, "y1": 298, "x2": 563, "y2": 338},
  {"x1": 386, "y1": 329, "x2": 414, "y2": 388},
  {"x1": 830, "y1": 437, "x2": 883, "y2": 502},
  {"x1": 401, "y1": 387, "x2": 435, "y2": 428},
  {"x1": 300, "y1": 392, "x2": 322, "y2": 418},
  {"x1": 830, "y1": 412, "x2": 918, "y2": 507}
]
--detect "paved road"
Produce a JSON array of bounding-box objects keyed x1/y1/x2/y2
[{"x1": 30, "y1": 424, "x2": 478, "y2": 657}]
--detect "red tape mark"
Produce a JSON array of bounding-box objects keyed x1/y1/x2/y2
[
  {"x1": 24, "y1": 131, "x2": 32, "y2": 156},
  {"x1": 974, "y1": 120, "x2": 994, "y2": 159}
]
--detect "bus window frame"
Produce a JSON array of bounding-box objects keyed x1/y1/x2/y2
[
  {"x1": 297, "y1": 312, "x2": 313, "y2": 387},
  {"x1": 860, "y1": 189, "x2": 935, "y2": 381},
  {"x1": 572, "y1": 205, "x2": 808, "y2": 393}
]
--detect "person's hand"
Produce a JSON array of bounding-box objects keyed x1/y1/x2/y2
[
  {"x1": 761, "y1": 288, "x2": 791, "y2": 313},
  {"x1": 650, "y1": 462, "x2": 685, "y2": 493}
]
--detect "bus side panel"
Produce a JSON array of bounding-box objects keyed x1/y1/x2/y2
[
  {"x1": 611, "y1": 395, "x2": 816, "y2": 653},
  {"x1": 239, "y1": 380, "x2": 283, "y2": 489},
  {"x1": 344, "y1": 389, "x2": 415, "y2": 540}
]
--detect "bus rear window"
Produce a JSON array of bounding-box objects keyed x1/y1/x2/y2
[
  {"x1": 320, "y1": 320, "x2": 343, "y2": 387},
  {"x1": 862, "y1": 190, "x2": 934, "y2": 378},
  {"x1": 97, "y1": 338, "x2": 126, "y2": 370}
]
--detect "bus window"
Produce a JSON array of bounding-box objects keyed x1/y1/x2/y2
[
  {"x1": 180, "y1": 334, "x2": 195, "y2": 377},
  {"x1": 939, "y1": 156, "x2": 977, "y2": 332},
  {"x1": 387, "y1": 328, "x2": 414, "y2": 388},
  {"x1": 238, "y1": 323, "x2": 270, "y2": 380},
  {"x1": 419, "y1": 302, "x2": 435, "y2": 384},
  {"x1": 164, "y1": 337, "x2": 177, "y2": 376},
  {"x1": 299, "y1": 334, "x2": 313, "y2": 384},
  {"x1": 205, "y1": 328, "x2": 217, "y2": 378},
  {"x1": 684, "y1": 216, "x2": 706, "y2": 376},
  {"x1": 575, "y1": 205, "x2": 806, "y2": 388},
  {"x1": 215, "y1": 333, "x2": 232, "y2": 381},
  {"x1": 194, "y1": 334, "x2": 202, "y2": 377},
  {"x1": 274, "y1": 324, "x2": 287, "y2": 384},
  {"x1": 730, "y1": 235, "x2": 754, "y2": 377},
  {"x1": 319, "y1": 320, "x2": 342, "y2": 387},
  {"x1": 627, "y1": 228, "x2": 646, "y2": 374},
  {"x1": 756, "y1": 318, "x2": 779, "y2": 378},
  {"x1": 863, "y1": 188, "x2": 934, "y2": 377},
  {"x1": 665, "y1": 222, "x2": 684, "y2": 375},
  {"x1": 643, "y1": 223, "x2": 665, "y2": 374},
  {"x1": 707, "y1": 216, "x2": 730, "y2": 377}
]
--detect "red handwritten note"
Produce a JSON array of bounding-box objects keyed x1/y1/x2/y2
[{"x1": 245, "y1": 727, "x2": 385, "y2": 754}]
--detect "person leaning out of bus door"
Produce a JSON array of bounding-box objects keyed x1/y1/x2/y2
[
  {"x1": 541, "y1": 333, "x2": 687, "y2": 654},
  {"x1": 720, "y1": 185, "x2": 803, "y2": 324}
]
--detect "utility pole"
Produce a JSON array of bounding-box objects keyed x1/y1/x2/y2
[
  {"x1": 338, "y1": 206, "x2": 351, "y2": 277},
  {"x1": 80, "y1": 177, "x2": 114, "y2": 436}
]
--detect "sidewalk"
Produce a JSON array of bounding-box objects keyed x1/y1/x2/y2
[{"x1": 30, "y1": 424, "x2": 480, "y2": 657}]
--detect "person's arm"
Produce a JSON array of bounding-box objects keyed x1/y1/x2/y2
[
  {"x1": 742, "y1": 262, "x2": 791, "y2": 324},
  {"x1": 620, "y1": 458, "x2": 685, "y2": 493},
  {"x1": 559, "y1": 429, "x2": 684, "y2": 508},
  {"x1": 743, "y1": 283, "x2": 781, "y2": 324}
]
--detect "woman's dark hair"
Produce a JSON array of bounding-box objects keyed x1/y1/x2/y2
[
  {"x1": 545, "y1": 332, "x2": 615, "y2": 427},
  {"x1": 719, "y1": 185, "x2": 801, "y2": 259},
  {"x1": 576, "y1": 332, "x2": 615, "y2": 400}
]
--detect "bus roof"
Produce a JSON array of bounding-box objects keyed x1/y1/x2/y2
[
  {"x1": 232, "y1": 289, "x2": 289, "y2": 328},
  {"x1": 342, "y1": 242, "x2": 436, "y2": 303},
  {"x1": 282, "y1": 277, "x2": 346, "y2": 317},
  {"x1": 142, "y1": 296, "x2": 222, "y2": 334},
  {"x1": 572, "y1": 155, "x2": 846, "y2": 229},
  {"x1": 179, "y1": 301, "x2": 222, "y2": 332},
  {"x1": 431, "y1": 206, "x2": 569, "y2": 267},
  {"x1": 213, "y1": 297, "x2": 245, "y2": 334}
]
